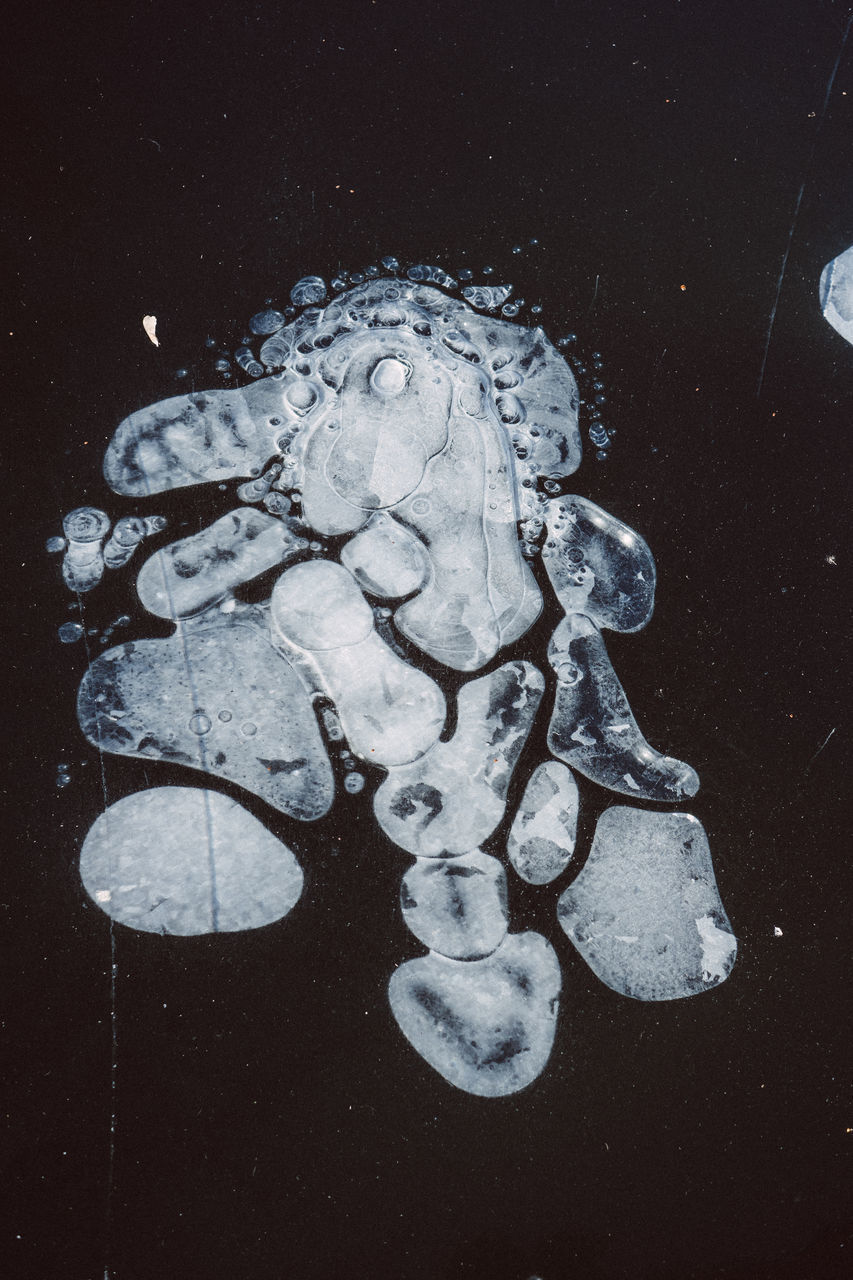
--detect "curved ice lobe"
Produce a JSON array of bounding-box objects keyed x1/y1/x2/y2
[
  {"x1": 103, "y1": 379, "x2": 288, "y2": 496},
  {"x1": 388, "y1": 932, "x2": 561, "y2": 1097},
  {"x1": 507, "y1": 761, "x2": 579, "y2": 885},
  {"x1": 136, "y1": 508, "x2": 306, "y2": 620},
  {"x1": 819, "y1": 244, "x2": 853, "y2": 346},
  {"x1": 401, "y1": 850, "x2": 508, "y2": 960},
  {"x1": 374, "y1": 662, "x2": 544, "y2": 856},
  {"x1": 79, "y1": 787, "x2": 303, "y2": 935},
  {"x1": 270, "y1": 559, "x2": 445, "y2": 767},
  {"x1": 340, "y1": 513, "x2": 429, "y2": 599},
  {"x1": 557, "y1": 807, "x2": 737, "y2": 1001},
  {"x1": 542, "y1": 496, "x2": 656, "y2": 633},
  {"x1": 77, "y1": 607, "x2": 334, "y2": 820},
  {"x1": 547, "y1": 615, "x2": 699, "y2": 801}
]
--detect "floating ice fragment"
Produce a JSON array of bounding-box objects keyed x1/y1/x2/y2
[
  {"x1": 819, "y1": 245, "x2": 853, "y2": 346},
  {"x1": 77, "y1": 606, "x2": 334, "y2": 820},
  {"x1": 249, "y1": 308, "x2": 286, "y2": 336},
  {"x1": 461, "y1": 283, "x2": 514, "y2": 310},
  {"x1": 400, "y1": 850, "x2": 508, "y2": 959},
  {"x1": 136, "y1": 508, "x2": 305, "y2": 620},
  {"x1": 80, "y1": 787, "x2": 303, "y2": 934},
  {"x1": 142, "y1": 315, "x2": 159, "y2": 347},
  {"x1": 341, "y1": 513, "x2": 429, "y2": 598},
  {"x1": 542, "y1": 495, "x2": 656, "y2": 632},
  {"x1": 62, "y1": 507, "x2": 110, "y2": 592},
  {"x1": 290, "y1": 276, "x2": 327, "y2": 306},
  {"x1": 46, "y1": 535, "x2": 66, "y2": 554},
  {"x1": 103, "y1": 516, "x2": 147, "y2": 570},
  {"x1": 58, "y1": 621, "x2": 84, "y2": 644},
  {"x1": 271, "y1": 559, "x2": 445, "y2": 766},
  {"x1": 507, "y1": 761, "x2": 579, "y2": 884},
  {"x1": 547, "y1": 615, "x2": 699, "y2": 801},
  {"x1": 374, "y1": 662, "x2": 544, "y2": 856},
  {"x1": 557, "y1": 807, "x2": 736, "y2": 1000},
  {"x1": 388, "y1": 932, "x2": 561, "y2": 1096}
]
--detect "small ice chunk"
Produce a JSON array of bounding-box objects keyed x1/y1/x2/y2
[
  {"x1": 388, "y1": 932, "x2": 561, "y2": 1096},
  {"x1": 557, "y1": 807, "x2": 737, "y2": 1000},
  {"x1": 79, "y1": 786, "x2": 303, "y2": 934},
  {"x1": 400, "y1": 850, "x2": 508, "y2": 959},
  {"x1": 507, "y1": 761, "x2": 579, "y2": 884},
  {"x1": 142, "y1": 315, "x2": 159, "y2": 347},
  {"x1": 819, "y1": 245, "x2": 853, "y2": 346},
  {"x1": 341, "y1": 513, "x2": 429, "y2": 598},
  {"x1": 290, "y1": 276, "x2": 327, "y2": 306}
]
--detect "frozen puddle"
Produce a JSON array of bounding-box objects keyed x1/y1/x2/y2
[
  {"x1": 374, "y1": 662, "x2": 544, "y2": 855},
  {"x1": 557, "y1": 807, "x2": 737, "y2": 1000},
  {"x1": 507, "y1": 761, "x2": 579, "y2": 884},
  {"x1": 389, "y1": 932, "x2": 561, "y2": 1096},
  {"x1": 400, "y1": 850, "x2": 508, "y2": 959},
  {"x1": 80, "y1": 787, "x2": 303, "y2": 935}
]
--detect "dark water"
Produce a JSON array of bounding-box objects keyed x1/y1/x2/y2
[{"x1": 5, "y1": 2, "x2": 850, "y2": 1277}]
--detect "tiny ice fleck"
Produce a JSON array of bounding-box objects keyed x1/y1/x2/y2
[
  {"x1": 142, "y1": 315, "x2": 159, "y2": 347},
  {"x1": 774, "y1": 926, "x2": 783, "y2": 937}
]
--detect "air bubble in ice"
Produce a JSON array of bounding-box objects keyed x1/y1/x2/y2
[
  {"x1": 291, "y1": 276, "x2": 327, "y2": 306},
  {"x1": 249, "y1": 309, "x2": 286, "y2": 336},
  {"x1": 58, "y1": 621, "x2": 84, "y2": 644},
  {"x1": 46, "y1": 536, "x2": 66, "y2": 554}
]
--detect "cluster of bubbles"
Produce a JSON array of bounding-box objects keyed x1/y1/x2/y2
[
  {"x1": 319, "y1": 707, "x2": 365, "y2": 794},
  {"x1": 57, "y1": 613, "x2": 132, "y2": 647},
  {"x1": 48, "y1": 509, "x2": 167, "y2": 595}
]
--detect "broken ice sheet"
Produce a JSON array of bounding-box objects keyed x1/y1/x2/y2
[
  {"x1": 374, "y1": 661, "x2": 544, "y2": 856},
  {"x1": 271, "y1": 558, "x2": 445, "y2": 766},
  {"x1": 557, "y1": 807, "x2": 737, "y2": 1000},
  {"x1": 547, "y1": 614, "x2": 699, "y2": 801},
  {"x1": 507, "y1": 761, "x2": 579, "y2": 885},
  {"x1": 389, "y1": 931, "x2": 561, "y2": 1096},
  {"x1": 819, "y1": 244, "x2": 853, "y2": 346},
  {"x1": 136, "y1": 507, "x2": 305, "y2": 619},
  {"x1": 542, "y1": 495, "x2": 656, "y2": 633},
  {"x1": 77, "y1": 605, "x2": 334, "y2": 820},
  {"x1": 400, "y1": 850, "x2": 508, "y2": 959},
  {"x1": 80, "y1": 786, "x2": 303, "y2": 934}
]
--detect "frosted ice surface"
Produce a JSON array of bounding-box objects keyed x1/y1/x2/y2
[
  {"x1": 374, "y1": 662, "x2": 544, "y2": 855},
  {"x1": 557, "y1": 807, "x2": 737, "y2": 1000},
  {"x1": 340, "y1": 513, "x2": 429, "y2": 598},
  {"x1": 79, "y1": 786, "x2": 303, "y2": 935},
  {"x1": 271, "y1": 560, "x2": 445, "y2": 766},
  {"x1": 136, "y1": 507, "x2": 306, "y2": 619},
  {"x1": 542, "y1": 495, "x2": 656, "y2": 632},
  {"x1": 507, "y1": 761, "x2": 579, "y2": 884},
  {"x1": 77, "y1": 606, "x2": 334, "y2": 819},
  {"x1": 388, "y1": 932, "x2": 561, "y2": 1096},
  {"x1": 400, "y1": 850, "x2": 508, "y2": 959},
  {"x1": 819, "y1": 245, "x2": 853, "y2": 346},
  {"x1": 547, "y1": 615, "x2": 699, "y2": 801}
]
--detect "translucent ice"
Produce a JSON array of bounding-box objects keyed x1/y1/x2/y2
[
  {"x1": 77, "y1": 605, "x2": 334, "y2": 820},
  {"x1": 103, "y1": 516, "x2": 147, "y2": 570},
  {"x1": 271, "y1": 559, "x2": 445, "y2": 766},
  {"x1": 507, "y1": 761, "x2": 579, "y2": 884},
  {"x1": 340, "y1": 512, "x2": 429, "y2": 598},
  {"x1": 136, "y1": 508, "x2": 306, "y2": 620},
  {"x1": 819, "y1": 244, "x2": 853, "y2": 346},
  {"x1": 556, "y1": 807, "x2": 737, "y2": 1000},
  {"x1": 80, "y1": 787, "x2": 303, "y2": 935},
  {"x1": 388, "y1": 932, "x2": 561, "y2": 1096},
  {"x1": 462, "y1": 284, "x2": 513, "y2": 310},
  {"x1": 547, "y1": 615, "x2": 699, "y2": 801},
  {"x1": 290, "y1": 275, "x2": 327, "y2": 306},
  {"x1": 374, "y1": 662, "x2": 544, "y2": 856},
  {"x1": 400, "y1": 850, "x2": 508, "y2": 959},
  {"x1": 542, "y1": 495, "x2": 656, "y2": 632},
  {"x1": 62, "y1": 506, "x2": 110, "y2": 593}
]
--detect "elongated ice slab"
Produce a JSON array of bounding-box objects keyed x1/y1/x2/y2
[
  {"x1": 819, "y1": 245, "x2": 853, "y2": 346},
  {"x1": 557, "y1": 807, "x2": 736, "y2": 1000},
  {"x1": 374, "y1": 662, "x2": 544, "y2": 856},
  {"x1": 80, "y1": 786, "x2": 303, "y2": 934},
  {"x1": 400, "y1": 850, "x2": 508, "y2": 959},
  {"x1": 136, "y1": 507, "x2": 306, "y2": 619},
  {"x1": 388, "y1": 931, "x2": 561, "y2": 1096},
  {"x1": 77, "y1": 607, "x2": 333, "y2": 819},
  {"x1": 341, "y1": 513, "x2": 429, "y2": 598},
  {"x1": 271, "y1": 559, "x2": 445, "y2": 766},
  {"x1": 542, "y1": 495, "x2": 656, "y2": 632},
  {"x1": 507, "y1": 761, "x2": 579, "y2": 884},
  {"x1": 548, "y1": 615, "x2": 699, "y2": 801}
]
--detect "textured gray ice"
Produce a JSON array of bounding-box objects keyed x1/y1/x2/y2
[
  {"x1": 819, "y1": 245, "x2": 853, "y2": 346},
  {"x1": 389, "y1": 931, "x2": 561, "y2": 1096},
  {"x1": 400, "y1": 850, "x2": 508, "y2": 959},
  {"x1": 80, "y1": 786, "x2": 303, "y2": 934},
  {"x1": 507, "y1": 760, "x2": 579, "y2": 884},
  {"x1": 547, "y1": 614, "x2": 699, "y2": 801},
  {"x1": 77, "y1": 603, "x2": 334, "y2": 820},
  {"x1": 557, "y1": 807, "x2": 737, "y2": 1000},
  {"x1": 374, "y1": 661, "x2": 544, "y2": 855}
]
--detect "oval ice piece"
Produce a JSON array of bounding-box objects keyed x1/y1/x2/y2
[
  {"x1": 80, "y1": 786, "x2": 303, "y2": 935},
  {"x1": 341, "y1": 513, "x2": 429, "y2": 598},
  {"x1": 388, "y1": 932, "x2": 561, "y2": 1096},
  {"x1": 400, "y1": 850, "x2": 508, "y2": 959},
  {"x1": 557, "y1": 807, "x2": 737, "y2": 1001},
  {"x1": 819, "y1": 244, "x2": 853, "y2": 346},
  {"x1": 507, "y1": 761, "x2": 579, "y2": 884}
]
